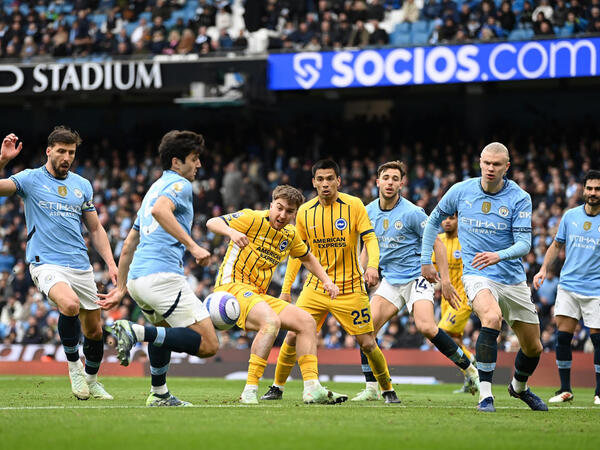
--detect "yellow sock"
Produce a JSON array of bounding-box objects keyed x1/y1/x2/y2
[
  {"x1": 274, "y1": 341, "x2": 297, "y2": 387},
  {"x1": 460, "y1": 344, "x2": 474, "y2": 363},
  {"x1": 298, "y1": 354, "x2": 319, "y2": 381},
  {"x1": 365, "y1": 345, "x2": 393, "y2": 391},
  {"x1": 247, "y1": 354, "x2": 267, "y2": 386}
]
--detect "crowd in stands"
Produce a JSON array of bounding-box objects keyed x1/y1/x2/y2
[
  {"x1": 1, "y1": 0, "x2": 599, "y2": 59},
  {"x1": 0, "y1": 119, "x2": 598, "y2": 358}
]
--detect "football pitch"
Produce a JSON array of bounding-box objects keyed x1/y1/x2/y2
[{"x1": 1, "y1": 376, "x2": 598, "y2": 450}]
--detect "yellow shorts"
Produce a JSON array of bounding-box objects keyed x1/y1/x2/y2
[
  {"x1": 296, "y1": 288, "x2": 373, "y2": 335},
  {"x1": 438, "y1": 298, "x2": 472, "y2": 336},
  {"x1": 214, "y1": 283, "x2": 289, "y2": 330}
]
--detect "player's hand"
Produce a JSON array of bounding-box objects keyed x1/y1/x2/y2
[
  {"x1": 471, "y1": 252, "x2": 500, "y2": 270},
  {"x1": 107, "y1": 263, "x2": 118, "y2": 286},
  {"x1": 441, "y1": 280, "x2": 461, "y2": 310},
  {"x1": 279, "y1": 292, "x2": 292, "y2": 303},
  {"x1": 97, "y1": 288, "x2": 126, "y2": 311},
  {"x1": 0, "y1": 133, "x2": 22, "y2": 162},
  {"x1": 190, "y1": 244, "x2": 211, "y2": 266},
  {"x1": 421, "y1": 264, "x2": 440, "y2": 283},
  {"x1": 323, "y1": 281, "x2": 339, "y2": 299},
  {"x1": 229, "y1": 229, "x2": 249, "y2": 248},
  {"x1": 533, "y1": 268, "x2": 546, "y2": 290},
  {"x1": 364, "y1": 267, "x2": 379, "y2": 288}
]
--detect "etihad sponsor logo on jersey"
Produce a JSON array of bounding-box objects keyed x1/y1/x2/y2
[
  {"x1": 461, "y1": 216, "x2": 508, "y2": 233},
  {"x1": 38, "y1": 200, "x2": 81, "y2": 214},
  {"x1": 377, "y1": 235, "x2": 406, "y2": 247},
  {"x1": 568, "y1": 234, "x2": 600, "y2": 246}
]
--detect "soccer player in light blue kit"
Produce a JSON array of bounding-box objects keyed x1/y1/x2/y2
[
  {"x1": 534, "y1": 170, "x2": 600, "y2": 405},
  {"x1": 0, "y1": 128, "x2": 117, "y2": 400},
  {"x1": 421, "y1": 143, "x2": 548, "y2": 412},
  {"x1": 352, "y1": 161, "x2": 479, "y2": 402},
  {"x1": 98, "y1": 130, "x2": 219, "y2": 407}
]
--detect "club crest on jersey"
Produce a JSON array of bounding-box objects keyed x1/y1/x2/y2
[
  {"x1": 335, "y1": 218, "x2": 347, "y2": 231},
  {"x1": 453, "y1": 250, "x2": 461, "y2": 259},
  {"x1": 58, "y1": 186, "x2": 67, "y2": 197},
  {"x1": 383, "y1": 219, "x2": 389, "y2": 230},
  {"x1": 279, "y1": 239, "x2": 289, "y2": 251},
  {"x1": 481, "y1": 201, "x2": 491, "y2": 214},
  {"x1": 394, "y1": 220, "x2": 403, "y2": 230},
  {"x1": 584, "y1": 221, "x2": 592, "y2": 231},
  {"x1": 498, "y1": 206, "x2": 509, "y2": 217},
  {"x1": 243, "y1": 291, "x2": 253, "y2": 298},
  {"x1": 73, "y1": 188, "x2": 82, "y2": 198}
]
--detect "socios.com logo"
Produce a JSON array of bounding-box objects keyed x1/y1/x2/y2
[{"x1": 270, "y1": 38, "x2": 599, "y2": 90}]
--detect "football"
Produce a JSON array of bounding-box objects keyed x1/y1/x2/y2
[{"x1": 204, "y1": 291, "x2": 241, "y2": 330}]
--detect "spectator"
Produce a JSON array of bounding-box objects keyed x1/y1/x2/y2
[
  {"x1": 401, "y1": 0, "x2": 420, "y2": 23},
  {"x1": 347, "y1": 19, "x2": 369, "y2": 47},
  {"x1": 369, "y1": 19, "x2": 389, "y2": 45}
]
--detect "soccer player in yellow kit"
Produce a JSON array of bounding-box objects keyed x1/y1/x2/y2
[
  {"x1": 261, "y1": 159, "x2": 401, "y2": 404},
  {"x1": 433, "y1": 214, "x2": 479, "y2": 394},
  {"x1": 207, "y1": 185, "x2": 348, "y2": 405}
]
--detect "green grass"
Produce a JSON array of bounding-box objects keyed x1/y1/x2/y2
[{"x1": 0, "y1": 376, "x2": 598, "y2": 450}]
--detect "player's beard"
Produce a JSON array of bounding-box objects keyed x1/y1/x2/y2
[
  {"x1": 584, "y1": 193, "x2": 599, "y2": 207},
  {"x1": 51, "y1": 159, "x2": 70, "y2": 178}
]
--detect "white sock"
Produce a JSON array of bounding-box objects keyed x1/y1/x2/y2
[
  {"x1": 243, "y1": 384, "x2": 258, "y2": 393},
  {"x1": 131, "y1": 323, "x2": 145, "y2": 342},
  {"x1": 466, "y1": 364, "x2": 478, "y2": 378},
  {"x1": 151, "y1": 384, "x2": 169, "y2": 395},
  {"x1": 479, "y1": 381, "x2": 493, "y2": 402},
  {"x1": 67, "y1": 360, "x2": 81, "y2": 370},
  {"x1": 273, "y1": 384, "x2": 285, "y2": 391},
  {"x1": 303, "y1": 379, "x2": 320, "y2": 390},
  {"x1": 85, "y1": 373, "x2": 97, "y2": 384},
  {"x1": 366, "y1": 381, "x2": 378, "y2": 391},
  {"x1": 511, "y1": 377, "x2": 527, "y2": 393}
]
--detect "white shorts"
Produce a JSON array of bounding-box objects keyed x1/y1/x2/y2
[
  {"x1": 127, "y1": 272, "x2": 209, "y2": 328},
  {"x1": 30, "y1": 264, "x2": 99, "y2": 311},
  {"x1": 463, "y1": 275, "x2": 539, "y2": 326},
  {"x1": 374, "y1": 277, "x2": 435, "y2": 314},
  {"x1": 555, "y1": 287, "x2": 600, "y2": 329}
]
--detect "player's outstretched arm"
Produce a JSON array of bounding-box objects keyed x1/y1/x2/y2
[
  {"x1": 155, "y1": 196, "x2": 210, "y2": 265},
  {"x1": 299, "y1": 252, "x2": 339, "y2": 299},
  {"x1": 83, "y1": 209, "x2": 118, "y2": 284},
  {"x1": 97, "y1": 228, "x2": 140, "y2": 310},
  {"x1": 0, "y1": 133, "x2": 22, "y2": 197},
  {"x1": 206, "y1": 216, "x2": 249, "y2": 248},
  {"x1": 432, "y1": 237, "x2": 461, "y2": 309},
  {"x1": 533, "y1": 240, "x2": 563, "y2": 289}
]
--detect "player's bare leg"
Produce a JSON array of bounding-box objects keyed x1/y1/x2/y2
[
  {"x1": 508, "y1": 321, "x2": 548, "y2": 411},
  {"x1": 353, "y1": 295, "x2": 398, "y2": 401},
  {"x1": 242, "y1": 302, "x2": 281, "y2": 404}
]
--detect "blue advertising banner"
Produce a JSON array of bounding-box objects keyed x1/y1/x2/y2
[{"x1": 267, "y1": 38, "x2": 599, "y2": 90}]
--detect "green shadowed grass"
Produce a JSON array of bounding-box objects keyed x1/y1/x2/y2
[{"x1": 0, "y1": 376, "x2": 598, "y2": 450}]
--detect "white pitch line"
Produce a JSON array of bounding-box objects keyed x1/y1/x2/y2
[{"x1": 0, "y1": 404, "x2": 598, "y2": 411}]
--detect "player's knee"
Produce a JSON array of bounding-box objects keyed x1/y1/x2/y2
[
  {"x1": 61, "y1": 301, "x2": 80, "y2": 317},
  {"x1": 84, "y1": 326, "x2": 103, "y2": 341},
  {"x1": 200, "y1": 334, "x2": 219, "y2": 357},
  {"x1": 415, "y1": 319, "x2": 437, "y2": 340},
  {"x1": 522, "y1": 340, "x2": 543, "y2": 357},
  {"x1": 262, "y1": 314, "x2": 281, "y2": 337},
  {"x1": 296, "y1": 313, "x2": 317, "y2": 335},
  {"x1": 285, "y1": 331, "x2": 298, "y2": 346},
  {"x1": 359, "y1": 336, "x2": 377, "y2": 353},
  {"x1": 479, "y1": 311, "x2": 502, "y2": 330}
]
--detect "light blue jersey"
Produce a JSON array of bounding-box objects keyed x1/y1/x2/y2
[
  {"x1": 9, "y1": 166, "x2": 94, "y2": 270},
  {"x1": 421, "y1": 178, "x2": 532, "y2": 285},
  {"x1": 555, "y1": 205, "x2": 600, "y2": 296},
  {"x1": 366, "y1": 197, "x2": 428, "y2": 285},
  {"x1": 129, "y1": 170, "x2": 193, "y2": 280}
]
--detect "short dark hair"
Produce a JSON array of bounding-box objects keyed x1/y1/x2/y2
[
  {"x1": 377, "y1": 160, "x2": 406, "y2": 178},
  {"x1": 272, "y1": 185, "x2": 305, "y2": 209},
  {"x1": 583, "y1": 170, "x2": 600, "y2": 187},
  {"x1": 158, "y1": 130, "x2": 205, "y2": 170},
  {"x1": 312, "y1": 159, "x2": 340, "y2": 177},
  {"x1": 48, "y1": 125, "x2": 82, "y2": 147}
]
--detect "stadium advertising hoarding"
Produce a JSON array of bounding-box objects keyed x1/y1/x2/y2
[{"x1": 267, "y1": 37, "x2": 599, "y2": 90}]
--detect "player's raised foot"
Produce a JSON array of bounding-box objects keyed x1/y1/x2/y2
[
  {"x1": 240, "y1": 389, "x2": 259, "y2": 405},
  {"x1": 477, "y1": 396, "x2": 496, "y2": 412},
  {"x1": 465, "y1": 367, "x2": 480, "y2": 396},
  {"x1": 303, "y1": 385, "x2": 348, "y2": 404},
  {"x1": 146, "y1": 392, "x2": 192, "y2": 407},
  {"x1": 453, "y1": 380, "x2": 471, "y2": 394},
  {"x1": 594, "y1": 395, "x2": 600, "y2": 405},
  {"x1": 508, "y1": 384, "x2": 548, "y2": 411},
  {"x1": 382, "y1": 390, "x2": 401, "y2": 404},
  {"x1": 351, "y1": 386, "x2": 381, "y2": 402},
  {"x1": 112, "y1": 320, "x2": 137, "y2": 366},
  {"x1": 548, "y1": 390, "x2": 574, "y2": 403},
  {"x1": 87, "y1": 380, "x2": 113, "y2": 400},
  {"x1": 261, "y1": 385, "x2": 283, "y2": 400},
  {"x1": 68, "y1": 360, "x2": 90, "y2": 400}
]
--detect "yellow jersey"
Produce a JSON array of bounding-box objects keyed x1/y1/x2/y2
[
  {"x1": 282, "y1": 192, "x2": 379, "y2": 295},
  {"x1": 215, "y1": 209, "x2": 309, "y2": 294},
  {"x1": 433, "y1": 232, "x2": 468, "y2": 304}
]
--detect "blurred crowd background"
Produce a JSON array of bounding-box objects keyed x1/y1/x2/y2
[
  {"x1": 2, "y1": 0, "x2": 600, "y2": 59},
  {"x1": 0, "y1": 116, "x2": 598, "y2": 358}
]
